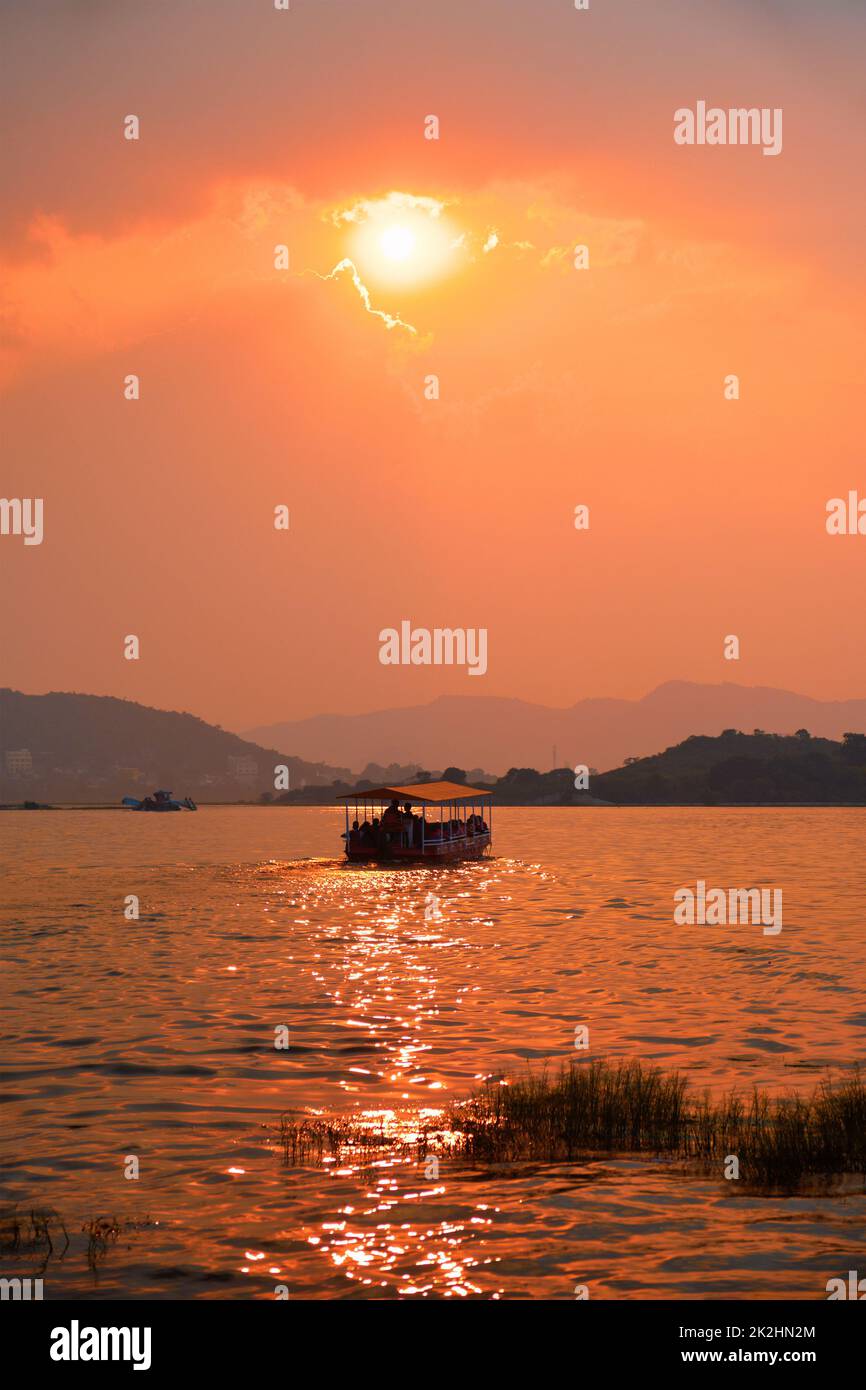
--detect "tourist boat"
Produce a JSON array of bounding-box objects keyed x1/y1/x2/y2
[
  {"x1": 339, "y1": 781, "x2": 493, "y2": 863},
  {"x1": 121, "y1": 790, "x2": 197, "y2": 812}
]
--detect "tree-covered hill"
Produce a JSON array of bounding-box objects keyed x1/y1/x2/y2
[{"x1": 591, "y1": 729, "x2": 866, "y2": 805}]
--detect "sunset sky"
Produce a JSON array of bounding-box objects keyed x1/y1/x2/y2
[{"x1": 2, "y1": 0, "x2": 864, "y2": 731}]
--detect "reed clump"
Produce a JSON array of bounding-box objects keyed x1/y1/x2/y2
[
  {"x1": 450, "y1": 1060, "x2": 687, "y2": 1162},
  {"x1": 448, "y1": 1059, "x2": 866, "y2": 1186}
]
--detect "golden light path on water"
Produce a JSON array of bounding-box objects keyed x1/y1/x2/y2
[
  {"x1": 2, "y1": 808, "x2": 865, "y2": 1298},
  {"x1": 266, "y1": 861, "x2": 509, "y2": 1296}
]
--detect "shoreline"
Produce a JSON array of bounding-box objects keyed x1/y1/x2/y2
[{"x1": 3, "y1": 801, "x2": 865, "y2": 812}]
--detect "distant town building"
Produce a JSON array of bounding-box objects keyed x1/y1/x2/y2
[
  {"x1": 4, "y1": 748, "x2": 33, "y2": 777},
  {"x1": 228, "y1": 754, "x2": 259, "y2": 782}
]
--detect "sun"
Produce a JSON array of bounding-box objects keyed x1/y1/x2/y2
[
  {"x1": 380, "y1": 225, "x2": 416, "y2": 262},
  {"x1": 345, "y1": 194, "x2": 461, "y2": 287}
]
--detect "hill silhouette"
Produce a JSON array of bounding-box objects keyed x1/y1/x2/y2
[
  {"x1": 272, "y1": 732, "x2": 866, "y2": 806},
  {"x1": 592, "y1": 729, "x2": 866, "y2": 805},
  {"x1": 4, "y1": 690, "x2": 864, "y2": 807},
  {"x1": 484, "y1": 732, "x2": 866, "y2": 805},
  {"x1": 0, "y1": 689, "x2": 351, "y2": 803}
]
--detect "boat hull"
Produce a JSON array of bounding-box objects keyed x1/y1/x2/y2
[{"x1": 345, "y1": 832, "x2": 491, "y2": 864}]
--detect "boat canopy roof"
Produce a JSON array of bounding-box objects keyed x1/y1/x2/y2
[{"x1": 339, "y1": 780, "x2": 492, "y2": 805}]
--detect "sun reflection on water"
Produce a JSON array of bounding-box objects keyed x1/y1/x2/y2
[
  {"x1": 313, "y1": 1149, "x2": 503, "y2": 1298},
  {"x1": 252, "y1": 860, "x2": 514, "y2": 1295}
]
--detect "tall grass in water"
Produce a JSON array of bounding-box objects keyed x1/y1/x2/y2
[
  {"x1": 682, "y1": 1067, "x2": 866, "y2": 1186},
  {"x1": 450, "y1": 1060, "x2": 866, "y2": 1186},
  {"x1": 452, "y1": 1060, "x2": 687, "y2": 1162}
]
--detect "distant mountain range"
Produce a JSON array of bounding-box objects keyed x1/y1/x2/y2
[
  {"x1": 4, "y1": 683, "x2": 865, "y2": 806},
  {"x1": 0, "y1": 689, "x2": 351, "y2": 801},
  {"x1": 244, "y1": 681, "x2": 866, "y2": 775}
]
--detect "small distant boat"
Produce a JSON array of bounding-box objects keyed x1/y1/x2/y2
[
  {"x1": 339, "y1": 781, "x2": 492, "y2": 863},
  {"x1": 122, "y1": 789, "x2": 197, "y2": 812}
]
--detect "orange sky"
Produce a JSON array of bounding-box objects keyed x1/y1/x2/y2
[{"x1": 1, "y1": 0, "x2": 864, "y2": 730}]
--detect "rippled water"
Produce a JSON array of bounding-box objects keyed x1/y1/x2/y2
[{"x1": 1, "y1": 807, "x2": 864, "y2": 1299}]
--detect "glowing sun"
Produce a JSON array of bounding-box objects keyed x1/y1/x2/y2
[
  {"x1": 346, "y1": 195, "x2": 460, "y2": 287},
  {"x1": 380, "y1": 224, "x2": 416, "y2": 262}
]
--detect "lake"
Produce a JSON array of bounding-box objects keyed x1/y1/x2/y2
[{"x1": 1, "y1": 806, "x2": 864, "y2": 1299}]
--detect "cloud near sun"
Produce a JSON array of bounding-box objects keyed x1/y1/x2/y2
[
  {"x1": 314, "y1": 190, "x2": 548, "y2": 335},
  {"x1": 0, "y1": 175, "x2": 812, "y2": 387},
  {"x1": 311, "y1": 192, "x2": 463, "y2": 335},
  {"x1": 0, "y1": 183, "x2": 576, "y2": 373}
]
